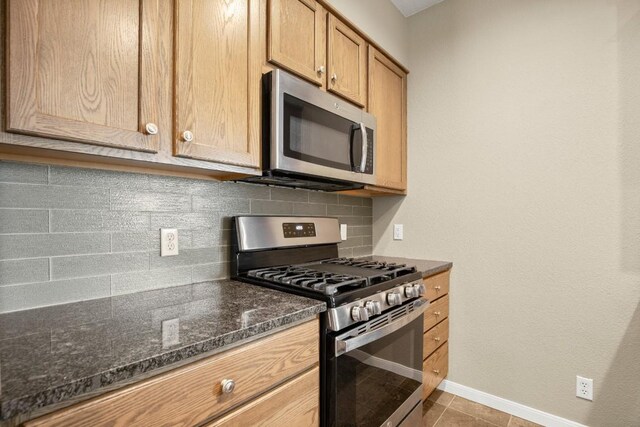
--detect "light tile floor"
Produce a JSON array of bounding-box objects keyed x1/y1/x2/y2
[{"x1": 423, "y1": 390, "x2": 542, "y2": 427}]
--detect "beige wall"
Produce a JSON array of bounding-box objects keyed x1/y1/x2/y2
[
  {"x1": 325, "y1": 0, "x2": 409, "y2": 65},
  {"x1": 373, "y1": 0, "x2": 640, "y2": 425}
]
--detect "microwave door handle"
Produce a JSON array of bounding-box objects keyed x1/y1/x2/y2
[
  {"x1": 349, "y1": 124, "x2": 359, "y2": 171},
  {"x1": 334, "y1": 298, "x2": 429, "y2": 356},
  {"x1": 359, "y1": 123, "x2": 368, "y2": 173}
]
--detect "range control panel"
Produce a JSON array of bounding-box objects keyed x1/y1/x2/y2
[{"x1": 283, "y1": 222, "x2": 316, "y2": 238}]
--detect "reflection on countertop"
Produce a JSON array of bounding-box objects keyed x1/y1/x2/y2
[{"x1": 0, "y1": 280, "x2": 325, "y2": 422}]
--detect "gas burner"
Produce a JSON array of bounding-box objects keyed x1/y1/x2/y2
[{"x1": 323, "y1": 257, "x2": 408, "y2": 271}]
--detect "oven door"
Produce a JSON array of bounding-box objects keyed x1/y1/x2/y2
[
  {"x1": 327, "y1": 298, "x2": 428, "y2": 427},
  {"x1": 269, "y1": 69, "x2": 376, "y2": 185}
]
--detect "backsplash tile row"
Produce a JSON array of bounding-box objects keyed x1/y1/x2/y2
[{"x1": 0, "y1": 161, "x2": 373, "y2": 313}]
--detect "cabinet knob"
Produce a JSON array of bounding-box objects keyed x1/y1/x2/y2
[
  {"x1": 434, "y1": 337, "x2": 441, "y2": 342},
  {"x1": 434, "y1": 311, "x2": 441, "y2": 317},
  {"x1": 221, "y1": 379, "x2": 236, "y2": 394},
  {"x1": 182, "y1": 130, "x2": 194, "y2": 142},
  {"x1": 433, "y1": 369, "x2": 440, "y2": 375},
  {"x1": 317, "y1": 65, "x2": 326, "y2": 74},
  {"x1": 434, "y1": 285, "x2": 441, "y2": 291},
  {"x1": 145, "y1": 123, "x2": 158, "y2": 135},
  {"x1": 331, "y1": 73, "x2": 337, "y2": 83}
]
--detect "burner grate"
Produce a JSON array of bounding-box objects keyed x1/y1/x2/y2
[{"x1": 248, "y1": 266, "x2": 368, "y2": 295}]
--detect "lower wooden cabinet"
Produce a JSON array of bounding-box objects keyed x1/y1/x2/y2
[
  {"x1": 25, "y1": 319, "x2": 319, "y2": 427},
  {"x1": 423, "y1": 342, "x2": 449, "y2": 400},
  {"x1": 206, "y1": 367, "x2": 320, "y2": 426},
  {"x1": 421, "y1": 270, "x2": 451, "y2": 401}
]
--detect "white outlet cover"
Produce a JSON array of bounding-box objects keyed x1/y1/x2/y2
[
  {"x1": 393, "y1": 224, "x2": 404, "y2": 240},
  {"x1": 160, "y1": 228, "x2": 179, "y2": 257},
  {"x1": 340, "y1": 224, "x2": 348, "y2": 241},
  {"x1": 162, "y1": 318, "x2": 180, "y2": 348},
  {"x1": 576, "y1": 375, "x2": 594, "y2": 401}
]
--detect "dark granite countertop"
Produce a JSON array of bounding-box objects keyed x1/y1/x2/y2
[
  {"x1": 0, "y1": 280, "x2": 325, "y2": 422},
  {"x1": 363, "y1": 256, "x2": 452, "y2": 277}
]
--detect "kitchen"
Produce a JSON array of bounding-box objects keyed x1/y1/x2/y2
[{"x1": 0, "y1": 0, "x2": 638, "y2": 426}]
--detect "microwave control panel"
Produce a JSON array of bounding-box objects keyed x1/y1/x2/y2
[{"x1": 283, "y1": 222, "x2": 316, "y2": 238}]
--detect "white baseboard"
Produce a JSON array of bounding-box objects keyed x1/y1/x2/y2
[{"x1": 437, "y1": 380, "x2": 587, "y2": 427}]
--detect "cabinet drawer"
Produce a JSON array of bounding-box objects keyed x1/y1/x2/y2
[
  {"x1": 424, "y1": 295, "x2": 449, "y2": 332},
  {"x1": 423, "y1": 270, "x2": 450, "y2": 302},
  {"x1": 26, "y1": 320, "x2": 319, "y2": 427},
  {"x1": 423, "y1": 318, "x2": 449, "y2": 358},
  {"x1": 422, "y1": 341, "x2": 448, "y2": 401},
  {"x1": 206, "y1": 367, "x2": 319, "y2": 426}
]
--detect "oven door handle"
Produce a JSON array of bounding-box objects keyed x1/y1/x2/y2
[{"x1": 334, "y1": 298, "x2": 429, "y2": 356}]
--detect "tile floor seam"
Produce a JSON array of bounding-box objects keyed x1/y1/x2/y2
[
  {"x1": 448, "y1": 396, "x2": 510, "y2": 427},
  {"x1": 432, "y1": 407, "x2": 447, "y2": 426}
]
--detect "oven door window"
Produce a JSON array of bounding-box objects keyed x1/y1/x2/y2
[
  {"x1": 283, "y1": 94, "x2": 364, "y2": 172},
  {"x1": 328, "y1": 315, "x2": 423, "y2": 427}
]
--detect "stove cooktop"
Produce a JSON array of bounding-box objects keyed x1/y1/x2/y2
[{"x1": 246, "y1": 258, "x2": 418, "y2": 297}]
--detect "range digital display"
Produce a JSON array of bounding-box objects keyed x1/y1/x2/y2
[{"x1": 283, "y1": 222, "x2": 316, "y2": 238}]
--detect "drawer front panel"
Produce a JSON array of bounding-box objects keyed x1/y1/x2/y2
[
  {"x1": 27, "y1": 320, "x2": 319, "y2": 427},
  {"x1": 207, "y1": 367, "x2": 320, "y2": 426},
  {"x1": 423, "y1": 318, "x2": 449, "y2": 358},
  {"x1": 424, "y1": 295, "x2": 449, "y2": 332},
  {"x1": 423, "y1": 270, "x2": 450, "y2": 302},
  {"x1": 422, "y1": 341, "x2": 449, "y2": 401}
]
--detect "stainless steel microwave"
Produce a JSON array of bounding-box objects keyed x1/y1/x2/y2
[{"x1": 241, "y1": 69, "x2": 376, "y2": 191}]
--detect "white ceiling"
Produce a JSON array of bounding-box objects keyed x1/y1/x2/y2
[{"x1": 390, "y1": 0, "x2": 445, "y2": 17}]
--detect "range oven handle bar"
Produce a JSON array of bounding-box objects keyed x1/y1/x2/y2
[{"x1": 334, "y1": 298, "x2": 429, "y2": 356}]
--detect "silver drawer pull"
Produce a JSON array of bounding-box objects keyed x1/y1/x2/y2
[
  {"x1": 221, "y1": 379, "x2": 236, "y2": 394},
  {"x1": 182, "y1": 130, "x2": 194, "y2": 142},
  {"x1": 145, "y1": 122, "x2": 158, "y2": 135}
]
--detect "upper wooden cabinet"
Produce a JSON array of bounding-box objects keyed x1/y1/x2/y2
[
  {"x1": 174, "y1": 0, "x2": 261, "y2": 168},
  {"x1": 326, "y1": 15, "x2": 367, "y2": 107},
  {"x1": 267, "y1": 0, "x2": 326, "y2": 86},
  {"x1": 6, "y1": 0, "x2": 161, "y2": 153},
  {"x1": 267, "y1": 0, "x2": 366, "y2": 107},
  {"x1": 368, "y1": 46, "x2": 407, "y2": 191}
]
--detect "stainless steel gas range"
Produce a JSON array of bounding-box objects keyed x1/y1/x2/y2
[{"x1": 232, "y1": 216, "x2": 428, "y2": 427}]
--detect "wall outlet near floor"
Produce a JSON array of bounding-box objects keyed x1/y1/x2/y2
[
  {"x1": 162, "y1": 318, "x2": 180, "y2": 348},
  {"x1": 576, "y1": 375, "x2": 593, "y2": 401},
  {"x1": 340, "y1": 223, "x2": 348, "y2": 241},
  {"x1": 393, "y1": 224, "x2": 404, "y2": 240},
  {"x1": 160, "y1": 228, "x2": 179, "y2": 256}
]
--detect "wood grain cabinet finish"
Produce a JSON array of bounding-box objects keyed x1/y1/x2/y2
[
  {"x1": 424, "y1": 294, "x2": 449, "y2": 332},
  {"x1": 423, "y1": 342, "x2": 449, "y2": 401},
  {"x1": 26, "y1": 320, "x2": 319, "y2": 427},
  {"x1": 421, "y1": 270, "x2": 451, "y2": 401},
  {"x1": 267, "y1": 0, "x2": 326, "y2": 86},
  {"x1": 174, "y1": 0, "x2": 261, "y2": 168},
  {"x1": 206, "y1": 367, "x2": 320, "y2": 427},
  {"x1": 368, "y1": 46, "x2": 407, "y2": 191},
  {"x1": 423, "y1": 271, "x2": 450, "y2": 302},
  {"x1": 326, "y1": 15, "x2": 367, "y2": 107},
  {"x1": 7, "y1": 0, "x2": 162, "y2": 153}
]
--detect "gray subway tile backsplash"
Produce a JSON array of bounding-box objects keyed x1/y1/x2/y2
[
  {"x1": 0, "y1": 209, "x2": 49, "y2": 233},
  {"x1": 0, "y1": 183, "x2": 109, "y2": 209},
  {"x1": 0, "y1": 162, "x2": 48, "y2": 184},
  {"x1": 0, "y1": 259, "x2": 49, "y2": 286},
  {"x1": 0, "y1": 161, "x2": 373, "y2": 313}
]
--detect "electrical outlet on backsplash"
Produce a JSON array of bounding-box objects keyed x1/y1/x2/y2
[{"x1": 0, "y1": 160, "x2": 373, "y2": 313}]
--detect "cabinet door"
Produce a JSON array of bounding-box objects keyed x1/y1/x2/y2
[
  {"x1": 327, "y1": 15, "x2": 367, "y2": 107},
  {"x1": 7, "y1": 0, "x2": 161, "y2": 153},
  {"x1": 174, "y1": 0, "x2": 261, "y2": 168},
  {"x1": 368, "y1": 47, "x2": 407, "y2": 190},
  {"x1": 268, "y1": 0, "x2": 325, "y2": 86}
]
